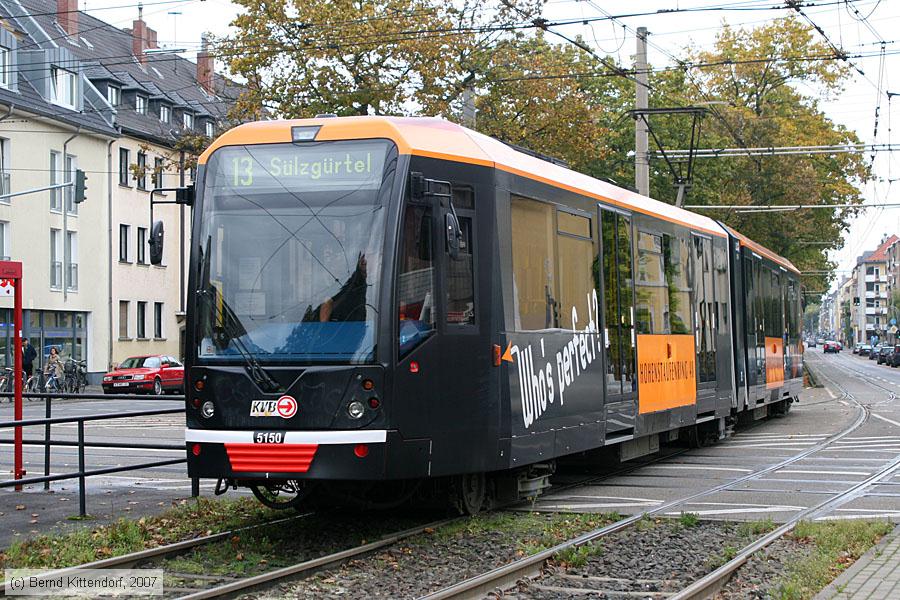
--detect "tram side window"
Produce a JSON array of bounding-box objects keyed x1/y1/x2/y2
[
  {"x1": 557, "y1": 212, "x2": 595, "y2": 330},
  {"x1": 635, "y1": 231, "x2": 666, "y2": 334},
  {"x1": 398, "y1": 204, "x2": 435, "y2": 356},
  {"x1": 511, "y1": 197, "x2": 557, "y2": 330},
  {"x1": 664, "y1": 234, "x2": 693, "y2": 334},
  {"x1": 446, "y1": 187, "x2": 475, "y2": 326},
  {"x1": 601, "y1": 210, "x2": 635, "y2": 394},
  {"x1": 744, "y1": 256, "x2": 755, "y2": 337},
  {"x1": 714, "y1": 244, "x2": 729, "y2": 328},
  {"x1": 693, "y1": 237, "x2": 715, "y2": 383}
]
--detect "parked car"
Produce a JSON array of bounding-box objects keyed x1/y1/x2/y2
[
  {"x1": 859, "y1": 344, "x2": 873, "y2": 357},
  {"x1": 102, "y1": 355, "x2": 184, "y2": 395},
  {"x1": 890, "y1": 346, "x2": 900, "y2": 368},
  {"x1": 807, "y1": 339, "x2": 817, "y2": 348},
  {"x1": 824, "y1": 341, "x2": 840, "y2": 353},
  {"x1": 878, "y1": 345, "x2": 894, "y2": 364},
  {"x1": 816, "y1": 338, "x2": 826, "y2": 345},
  {"x1": 869, "y1": 345, "x2": 882, "y2": 360},
  {"x1": 835, "y1": 341, "x2": 843, "y2": 351},
  {"x1": 853, "y1": 343, "x2": 862, "y2": 354}
]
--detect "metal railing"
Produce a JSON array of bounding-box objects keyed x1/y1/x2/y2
[
  {"x1": 66, "y1": 262, "x2": 78, "y2": 290},
  {"x1": 50, "y1": 260, "x2": 62, "y2": 288},
  {"x1": 0, "y1": 172, "x2": 10, "y2": 202},
  {"x1": 0, "y1": 391, "x2": 190, "y2": 516}
]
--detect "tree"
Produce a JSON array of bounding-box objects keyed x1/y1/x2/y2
[{"x1": 225, "y1": 0, "x2": 542, "y2": 118}]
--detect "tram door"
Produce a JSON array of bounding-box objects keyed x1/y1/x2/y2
[{"x1": 599, "y1": 207, "x2": 636, "y2": 437}]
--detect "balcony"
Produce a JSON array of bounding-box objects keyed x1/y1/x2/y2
[
  {"x1": 865, "y1": 274, "x2": 888, "y2": 283},
  {"x1": 50, "y1": 261, "x2": 62, "y2": 289},
  {"x1": 66, "y1": 263, "x2": 78, "y2": 291},
  {"x1": 865, "y1": 291, "x2": 889, "y2": 299},
  {"x1": 865, "y1": 307, "x2": 888, "y2": 315}
]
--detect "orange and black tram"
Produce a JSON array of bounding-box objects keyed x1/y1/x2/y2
[{"x1": 171, "y1": 116, "x2": 803, "y2": 512}]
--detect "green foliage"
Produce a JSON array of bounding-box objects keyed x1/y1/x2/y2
[
  {"x1": 678, "y1": 512, "x2": 700, "y2": 527},
  {"x1": 0, "y1": 498, "x2": 281, "y2": 573},
  {"x1": 773, "y1": 520, "x2": 894, "y2": 599},
  {"x1": 738, "y1": 518, "x2": 777, "y2": 537},
  {"x1": 554, "y1": 543, "x2": 603, "y2": 568}
]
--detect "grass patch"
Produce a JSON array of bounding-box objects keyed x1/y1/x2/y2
[
  {"x1": 739, "y1": 518, "x2": 777, "y2": 537},
  {"x1": 0, "y1": 497, "x2": 281, "y2": 574},
  {"x1": 554, "y1": 542, "x2": 603, "y2": 568},
  {"x1": 773, "y1": 520, "x2": 894, "y2": 600},
  {"x1": 679, "y1": 512, "x2": 700, "y2": 528}
]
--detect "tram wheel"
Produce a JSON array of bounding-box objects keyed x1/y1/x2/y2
[
  {"x1": 452, "y1": 473, "x2": 487, "y2": 515},
  {"x1": 250, "y1": 480, "x2": 313, "y2": 510}
]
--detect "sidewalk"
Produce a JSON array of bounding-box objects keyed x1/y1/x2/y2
[{"x1": 815, "y1": 525, "x2": 900, "y2": 599}]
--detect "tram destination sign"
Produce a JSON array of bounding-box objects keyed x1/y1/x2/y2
[{"x1": 218, "y1": 141, "x2": 388, "y2": 191}]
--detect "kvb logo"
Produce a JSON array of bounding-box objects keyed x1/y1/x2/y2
[{"x1": 250, "y1": 395, "x2": 298, "y2": 418}]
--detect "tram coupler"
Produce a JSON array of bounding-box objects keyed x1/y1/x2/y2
[{"x1": 214, "y1": 478, "x2": 231, "y2": 496}]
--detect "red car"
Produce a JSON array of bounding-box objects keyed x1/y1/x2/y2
[
  {"x1": 102, "y1": 355, "x2": 184, "y2": 395},
  {"x1": 823, "y1": 341, "x2": 840, "y2": 353}
]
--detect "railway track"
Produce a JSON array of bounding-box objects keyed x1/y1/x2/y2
[{"x1": 409, "y1": 357, "x2": 894, "y2": 600}]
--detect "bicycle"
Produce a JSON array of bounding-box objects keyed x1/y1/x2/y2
[
  {"x1": 44, "y1": 370, "x2": 61, "y2": 394},
  {"x1": 63, "y1": 359, "x2": 87, "y2": 393},
  {"x1": 25, "y1": 372, "x2": 42, "y2": 393},
  {"x1": 0, "y1": 368, "x2": 14, "y2": 393}
]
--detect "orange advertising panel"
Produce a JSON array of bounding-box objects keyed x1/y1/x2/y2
[
  {"x1": 765, "y1": 336, "x2": 785, "y2": 390},
  {"x1": 636, "y1": 334, "x2": 697, "y2": 414}
]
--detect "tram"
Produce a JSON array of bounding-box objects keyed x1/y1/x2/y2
[{"x1": 152, "y1": 116, "x2": 803, "y2": 513}]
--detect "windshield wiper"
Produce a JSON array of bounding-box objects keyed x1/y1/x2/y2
[{"x1": 197, "y1": 240, "x2": 283, "y2": 394}]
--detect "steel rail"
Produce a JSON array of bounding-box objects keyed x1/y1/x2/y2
[
  {"x1": 20, "y1": 512, "x2": 317, "y2": 584},
  {"x1": 670, "y1": 356, "x2": 899, "y2": 600},
  {"x1": 416, "y1": 379, "x2": 865, "y2": 600},
  {"x1": 174, "y1": 518, "x2": 460, "y2": 600}
]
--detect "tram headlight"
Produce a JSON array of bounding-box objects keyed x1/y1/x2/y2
[
  {"x1": 347, "y1": 401, "x2": 365, "y2": 419},
  {"x1": 201, "y1": 401, "x2": 215, "y2": 419}
]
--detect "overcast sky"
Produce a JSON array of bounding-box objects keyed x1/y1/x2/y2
[{"x1": 80, "y1": 0, "x2": 899, "y2": 292}]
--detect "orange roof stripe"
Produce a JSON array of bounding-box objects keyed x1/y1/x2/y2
[{"x1": 198, "y1": 117, "x2": 811, "y2": 270}]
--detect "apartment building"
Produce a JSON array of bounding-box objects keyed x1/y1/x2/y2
[
  {"x1": 0, "y1": 0, "x2": 239, "y2": 379},
  {"x1": 845, "y1": 235, "x2": 896, "y2": 345}
]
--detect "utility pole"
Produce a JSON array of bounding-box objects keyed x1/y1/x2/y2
[
  {"x1": 462, "y1": 84, "x2": 476, "y2": 129},
  {"x1": 634, "y1": 27, "x2": 649, "y2": 197}
]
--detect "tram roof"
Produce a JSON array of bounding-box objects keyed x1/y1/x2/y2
[{"x1": 199, "y1": 116, "x2": 798, "y2": 274}]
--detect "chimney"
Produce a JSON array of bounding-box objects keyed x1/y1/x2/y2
[
  {"x1": 57, "y1": 0, "x2": 78, "y2": 36},
  {"x1": 197, "y1": 33, "x2": 214, "y2": 94},
  {"x1": 147, "y1": 27, "x2": 158, "y2": 50},
  {"x1": 132, "y1": 17, "x2": 147, "y2": 62}
]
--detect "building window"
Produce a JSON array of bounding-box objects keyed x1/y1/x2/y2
[
  {"x1": 205, "y1": 121, "x2": 214, "y2": 138},
  {"x1": 119, "y1": 224, "x2": 130, "y2": 262},
  {"x1": 183, "y1": 112, "x2": 193, "y2": 129},
  {"x1": 118, "y1": 148, "x2": 130, "y2": 186},
  {"x1": 135, "y1": 94, "x2": 148, "y2": 115},
  {"x1": 137, "y1": 227, "x2": 147, "y2": 264},
  {"x1": 0, "y1": 221, "x2": 9, "y2": 260},
  {"x1": 50, "y1": 151, "x2": 62, "y2": 211},
  {"x1": 50, "y1": 67, "x2": 76, "y2": 108},
  {"x1": 119, "y1": 301, "x2": 129, "y2": 338},
  {"x1": 136, "y1": 152, "x2": 147, "y2": 190},
  {"x1": 136, "y1": 301, "x2": 147, "y2": 338},
  {"x1": 107, "y1": 85, "x2": 120, "y2": 106},
  {"x1": 50, "y1": 228, "x2": 61, "y2": 289},
  {"x1": 153, "y1": 302, "x2": 163, "y2": 338},
  {"x1": 159, "y1": 104, "x2": 170, "y2": 123},
  {"x1": 0, "y1": 46, "x2": 9, "y2": 88},
  {"x1": 64, "y1": 154, "x2": 76, "y2": 214},
  {"x1": 65, "y1": 231, "x2": 77, "y2": 290},
  {"x1": 152, "y1": 157, "x2": 164, "y2": 188}
]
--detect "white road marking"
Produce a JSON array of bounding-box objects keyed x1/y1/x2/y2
[
  {"x1": 871, "y1": 413, "x2": 900, "y2": 428},
  {"x1": 777, "y1": 469, "x2": 871, "y2": 476},
  {"x1": 646, "y1": 465, "x2": 754, "y2": 473},
  {"x1": 663, "y1": 506, "x2": 803, "y2": 516}
]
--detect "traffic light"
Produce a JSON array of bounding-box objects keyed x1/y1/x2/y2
[
  {"x1": 74, "y1": 169, "x2": 87, "y2": 204},
  {"x1": 854, "y1": 297, "x2": 860, "y2": 306}
]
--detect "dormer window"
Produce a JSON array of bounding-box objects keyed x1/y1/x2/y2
[
  {"x1": 160, "y1": 105, "x2": 170, "y2": 123},
  {"x1": 135, "y1": 94, "x2": 148, "y2": 115},
  {"x1": 50, "y1": 67, "x2": 76, "y2": 108},
  {"x1": 107, "y1": 85, "x2": 120, "y2": 106},
  {"x1": 183, "y1": 112, "x2": 193, "y2": 129},
  {"x1": 0, "y1": 46, "x2": 9, "y2": 88},
  {"x1": 205, "y1": 121, "x2": 214, "y2": 138}
]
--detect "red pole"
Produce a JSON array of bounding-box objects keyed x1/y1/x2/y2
[{"x1": 13, "y1": 275, "x2": 23, "y2": 489}]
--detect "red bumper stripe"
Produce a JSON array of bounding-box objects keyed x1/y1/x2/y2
[{"x1": 224, "y1": 443, "x2": 318, "y2": 473}]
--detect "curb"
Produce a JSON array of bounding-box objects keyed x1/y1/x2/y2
[{"x1": 813, "y1": 524, "x2": 900, "y2": 600}]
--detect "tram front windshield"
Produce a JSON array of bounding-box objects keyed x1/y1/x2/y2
[{"x1": 196, "y1": 139, "x2": 395, "y2": 363}]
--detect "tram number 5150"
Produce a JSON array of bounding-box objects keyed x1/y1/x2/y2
[{"x1": 253, "y1": 431, "x2": 284, "y2": 444}]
